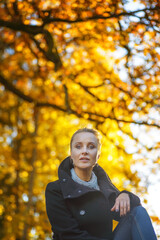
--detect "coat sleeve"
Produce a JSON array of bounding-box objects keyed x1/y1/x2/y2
[
  {"x1": 119, "y1": 190, "x2": 141, "y2": 209},
  {"x1": 110, "y1": 188, "x2": 141, "y2": 222},
  {"x1": 106, "y1": 173, "x2": 141, "y2": 209},
  {"x1": 45, "y1": 182, "x2": 108, "y2": 240},
  {"x1": 105, "y1": 175, "x2": 141, "y2": 222}
]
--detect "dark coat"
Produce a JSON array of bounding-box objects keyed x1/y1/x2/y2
[{"x1": 45, "y1": 156, "x2": 140, "y2": 240}]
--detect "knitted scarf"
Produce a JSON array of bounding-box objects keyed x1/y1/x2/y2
[{"x1": 71, "y1": 168, "x2": 100, "y2": 191}]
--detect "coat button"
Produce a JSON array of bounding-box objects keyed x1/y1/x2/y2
[
  {"x1": 80, "y1": 210, "x2": 86, "y2": 216},
  {"x1": 78, "y1": 190, "x2": 82, "y2": 193},
  {"x1": 67, "y1": 194, "x2": 71, "y2": 198},
  {"x1": 62, "y1": 178, "x2": 67, "y2": 182}
]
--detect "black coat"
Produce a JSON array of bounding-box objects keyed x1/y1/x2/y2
[{"x1": 45, "y1": 156, "x2": 140, "y2": 240}]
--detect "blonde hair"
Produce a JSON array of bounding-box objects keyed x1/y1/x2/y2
[{"x1": 70, "y1": 128, "x2": 101, "y2": 151}]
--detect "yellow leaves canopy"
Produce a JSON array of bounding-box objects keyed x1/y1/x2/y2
[{"x1": 0, "y1": 0, "x2": 160, "y2": 239}]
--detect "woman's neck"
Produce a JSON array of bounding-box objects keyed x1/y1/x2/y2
[{"x1": 74, "y1": 167, "x2": 92, "y2": 182}]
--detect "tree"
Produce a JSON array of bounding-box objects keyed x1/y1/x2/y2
[{"x1": 0, "y1": 0, "x2": 160, "y2": 239}]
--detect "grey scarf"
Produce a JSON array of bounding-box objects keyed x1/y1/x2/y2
[{"x1": 71, "y1": 168, "x2": 100, "y2": 191}]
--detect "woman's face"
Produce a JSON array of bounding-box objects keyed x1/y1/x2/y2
[{"x1": 71, "y1": 132, "x2": 100, "y2": 171}]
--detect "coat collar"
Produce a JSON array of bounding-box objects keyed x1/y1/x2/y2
[{"x1": 58, "y1": 156, "x2": 118, "y2": 200}]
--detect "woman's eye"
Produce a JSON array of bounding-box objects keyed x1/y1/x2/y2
[
  {"x1": 89, "y1": 145, "x2": 95, "y2": 149},
  {"x1": 75, "y1": 145, "x2": 81, "y2": 149}
]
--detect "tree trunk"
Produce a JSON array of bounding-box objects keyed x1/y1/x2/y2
[{"x1": 22, "y1": 107, "x2": 39, "y2": 240}]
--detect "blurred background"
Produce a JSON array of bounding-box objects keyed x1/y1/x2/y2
[{"x1": 0, "y1": 0, "x2": 160, "y2": 239}]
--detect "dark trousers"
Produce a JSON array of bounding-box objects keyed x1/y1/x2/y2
[{"x1": 113, "y1": 206, "x2": 157, "y2": 240}]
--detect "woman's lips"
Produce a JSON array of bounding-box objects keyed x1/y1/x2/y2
[{"x1": 79, "y1": 158, "x2": 89, "y2": 161}]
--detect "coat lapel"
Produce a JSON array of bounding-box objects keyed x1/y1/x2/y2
[{"x1": 58, "y1": 156, "x2": 119, "y2": 200}]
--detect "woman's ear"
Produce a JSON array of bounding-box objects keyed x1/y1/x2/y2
[
  {"x1": 97, "y1": 146, "x2": 101, "y2": 158},
  {"x1": 97, "y1": 153, "x2": 100, "y2": 161},
  {"x1": 70, "y1": 156, "x2": 74, "y2": 167}
]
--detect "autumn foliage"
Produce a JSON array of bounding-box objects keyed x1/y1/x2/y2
[{"x1": 0, "y1": 0, "x2": 160, "y2": 239}]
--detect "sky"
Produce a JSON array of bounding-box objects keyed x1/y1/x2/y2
[{"x1": 118, "y1": 0, "x2": 160, "y2": 236}]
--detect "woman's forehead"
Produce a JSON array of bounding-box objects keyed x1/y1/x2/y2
[{"x1": 72, "y1": 132, "x2": 98, "y2": 143}]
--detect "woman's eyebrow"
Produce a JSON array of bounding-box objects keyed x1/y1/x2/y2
[
  {"x1": 74, "y1": 141, "x2": 96, "y2": 144},
  {"x1": 88, "y1": 142, "x2": 96, "y2": 144}
]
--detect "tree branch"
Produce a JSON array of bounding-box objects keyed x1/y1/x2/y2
[
  {"x1": 0, "y1": 117, "x2": 13, "y2": 127},
  {"x1": 0, "y1": 74, "x2": 159, "y2": 128},
  {"x1": 0, "y1": 74, "x2": 66, "y2": 112},
  {"x1": 31, "y1": 31, "x2": 62, "y2": 71},
  {"x1": 0, "y1": 74, "x2": 33, "y2": 102},
  {"x1": 42, "y1": 6, "x2": 160, "y2": 25},
  {"x1": 0, "y1": 19, "x2": 62, "y2": 70},
  {"x1": 63, "y1": 84, "x2": 72, "y2": 112},
  {"x1": 82, "y1": 110, "x2": 160, "y2": 128},
  {"x1": 36, "y1": 102, "x2": 66, "y2": 112},
  {"x1": 0, "y1": 19, "x2": 42, "y2": 35}
]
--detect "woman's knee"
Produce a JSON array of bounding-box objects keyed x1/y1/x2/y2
[{"x1": 130, "y1": 205, "x2": 150, "y2": 220}]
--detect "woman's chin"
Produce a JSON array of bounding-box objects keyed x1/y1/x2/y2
[{"x1": 77, "y1": 163, "x2": 92, "y2": 169}]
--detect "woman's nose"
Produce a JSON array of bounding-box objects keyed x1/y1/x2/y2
[{"x1": 82, "y1": 146, "x2": 88, "y2": 154}]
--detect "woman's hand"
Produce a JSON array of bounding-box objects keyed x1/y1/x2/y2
[{"x1": 111, "y1": 193, "x2": 130, "y2": 216}]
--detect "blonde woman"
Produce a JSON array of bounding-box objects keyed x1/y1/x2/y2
[{"x1": 45, "y1": 128, "x2": 157, "y2": 240}]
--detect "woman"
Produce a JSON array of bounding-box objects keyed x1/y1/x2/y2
[{"x1": 45, "y1": 128, "x2": 157, "y2": 240}]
